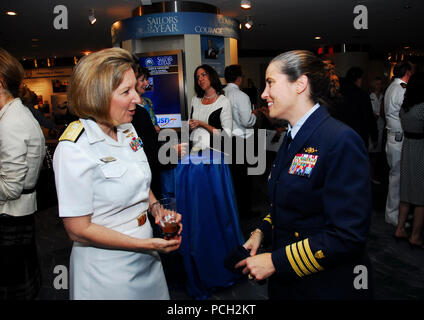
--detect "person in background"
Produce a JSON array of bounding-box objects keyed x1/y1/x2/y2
[
  {"x1": 384, "y1": 61, "x2": 413, "y2": 226},
  {"x1": 53, "y1": 48, "x2": 181, "y2": 300},
  {"x1": 135, "y1": 66, "x2": 160, "y2": 133},
  {"x1": 132, "y1": 64, "x2": 187, "y2": 198},
  {"x1": 235, "y1": 50, "x2": 373, "y2": 300},
  {"x1": 243, "y1": 78, "x2": 258, "y2": 108},
  {"x1": 0, "y1": 48, "x2": 46, "y2": 299},
  {"x1": 368, "y1": 77, "x2": 385, "y2": 184},
  {"x1": 394, "y1": 72, "x2": 424, "y2": 249},
  {"x1": 19, "y1": 85, "x2": 57, "y2": 132},
  {"x1": 132, "y1": 65, "x2": 164, "y2": 197},
  {"x1": 339, "y1": 67, "x2": 378, "y2": 149},
  {"x1": 224, "y1": 64, "x2": 257, "y2": 218},
  {"x1": 189, "y1": 64, "x2": 232, "y2": 151}
]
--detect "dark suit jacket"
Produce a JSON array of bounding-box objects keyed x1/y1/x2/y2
[
  {"x1": 339, "y1": 82, "x2": 378, "y2": 148},
  {"x1": 259, "y1": 106, "x2": 373, "y2": 299}
]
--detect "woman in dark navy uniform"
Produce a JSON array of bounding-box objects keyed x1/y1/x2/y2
[{"x1": 235, "y1": 50, "x2": 373, "y2": 299}]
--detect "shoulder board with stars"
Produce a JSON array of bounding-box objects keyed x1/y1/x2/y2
[{"x1": 59, "y1": 120, "x2": 84, "y2": 143}]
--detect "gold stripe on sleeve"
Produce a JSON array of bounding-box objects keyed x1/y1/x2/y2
[
  {"x1": 303, "y1": 239, "x2": 324, "y2": 271},
  {"x1": 263, "y1": 214, "x2": 272, "y2": 225},
  {"x1": 291, "y1": 243, "x2": 311, "y2": 276},
  {"x1": 297, "y1": 241, "x2": 318, "y2": 274},
  {"x1": 285, "y1": 245, "x2": 304, "y2": 278}
]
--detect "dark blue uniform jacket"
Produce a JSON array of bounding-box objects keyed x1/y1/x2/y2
[{"x1": 259, "y1": 106, "x2": 373, "y2": 299}]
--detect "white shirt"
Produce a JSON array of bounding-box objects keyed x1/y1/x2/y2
[
  {"x1": 190, "y1": 95, "x2": 232, "y2": 149},
  {"x1": 384, "y1": 78, "x2": 406, "y2": 133},
  {"x1": 53, "y1": 118, "x2": 151, "y2": 233},
  {"x1": 0, "y1": 98, "x2": 45, "y2": 216},
  {"x1": 288, "y1": 103, "x2": 321, "y2": 139},
  {"x1": 223, "y1": 83, "x2": 257, "y2": 139},
  {"x1": 370, "y1": 92, "x2": 383, "y2": 116}
]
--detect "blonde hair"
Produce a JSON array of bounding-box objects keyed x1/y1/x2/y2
[{"x1": 67, "y1": 48, "x2": 136, "y2": 125}]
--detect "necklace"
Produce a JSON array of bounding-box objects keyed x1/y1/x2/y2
[{"x1": 203, "y1": 93, "x2": 217, "y2": 99}]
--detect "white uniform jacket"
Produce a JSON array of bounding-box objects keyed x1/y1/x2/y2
[{"x1": 53, "y1": 118, "x2": 169, "y2": 300}]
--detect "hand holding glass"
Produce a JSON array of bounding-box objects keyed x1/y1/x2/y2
[{"x1": 155, "y1": 198, "x2": 181, "y2": 238}]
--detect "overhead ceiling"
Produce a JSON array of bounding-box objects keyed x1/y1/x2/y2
[{"x1": 0, "y1": 0, "x2": 422, "y2": 59}]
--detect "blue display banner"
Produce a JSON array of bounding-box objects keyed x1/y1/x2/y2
[
  {"x1": 140, "y1": 54, "x2": 178, "y2": 69},
  {"x1": 138, "y1": 53, "x2": 183, "y2": 128},
  {"x1": 111, "y1": 12, "x2": 240, "y2": 44}
]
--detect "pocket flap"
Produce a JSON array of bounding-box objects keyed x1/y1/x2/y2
[{"x1": 100, "y1": 161, "x2": 127, "y2": 178}]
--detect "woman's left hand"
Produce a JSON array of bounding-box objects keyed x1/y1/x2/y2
[
  {"x1": 189, "y1": 119, "x2": 203, "y2": 130},
  {"x1": 234, "y1": 253, "x2": 276, "y2": 281},
  {"x1": 173, "y1": 143, "x2": 188, "y2": 158}
]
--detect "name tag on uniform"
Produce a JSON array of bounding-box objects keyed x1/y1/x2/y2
[
  {"x1": 100, "y1": 156, "x2": 117, "y2": 163},
  {"x1": 288, "y1": 153, "x2": 318, "y2": 178}
]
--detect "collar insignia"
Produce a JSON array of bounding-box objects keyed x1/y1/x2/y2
[{"x1": 304, "y1": 147, "x2": 318, "y2": 153}]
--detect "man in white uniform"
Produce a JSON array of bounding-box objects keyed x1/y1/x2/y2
[
  {"x1": 384, "y1": 61, "x2": 413, "y2": 226},
  {"x1": 224, "y1": 65, "x2": 257, "y2": 217}
]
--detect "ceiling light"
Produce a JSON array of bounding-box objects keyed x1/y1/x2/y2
[
  {"x1": 88, "y1": 9, "x2": 96, "y2": 25},
  {"x1": 314, "y1": 36, "x2": 322, "y2": 40},
  {"x1": 244, "y1": 17, "x2": 253, "y2": 30},
  {"x1": 241, "y1": 0, "x2": 251, "y2": 10},
  {"x1": 6, "y1": 11, "x2": 17, "y2": 16}
]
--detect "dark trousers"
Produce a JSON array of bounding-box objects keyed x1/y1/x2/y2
[
  {"x1": 0, "y1": 214, "x2": 41, "y2": 300},
  {"x1": 230, "y1": 135, "x2": 256, "y2": 219}
]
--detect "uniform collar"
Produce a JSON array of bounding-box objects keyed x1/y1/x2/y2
[
  {"x1": 287, "y1": 103, "x2": 321, "y2": 139},
  {"x1": 80, "y1": 118, "x2": 133, "y2": 144}
]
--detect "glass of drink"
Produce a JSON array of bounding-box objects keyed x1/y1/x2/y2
[{"x1": 158, "y1": 197, "x2": 179, "y2": 238}]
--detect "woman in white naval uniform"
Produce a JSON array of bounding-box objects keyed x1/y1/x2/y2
[{"x1": 53, "y1": 48, "x2": 182, "y2": 300}]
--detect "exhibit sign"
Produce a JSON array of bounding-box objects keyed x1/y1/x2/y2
[
  {"x1": 201, "y1": 35, "x2": 225, "y2": 78},
  {"x1": 137, "y1": 50, "x2": 186, "y2": 128},
  {"x1": 112, "y1": 12, "x2": 240, "y2": 45}
]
